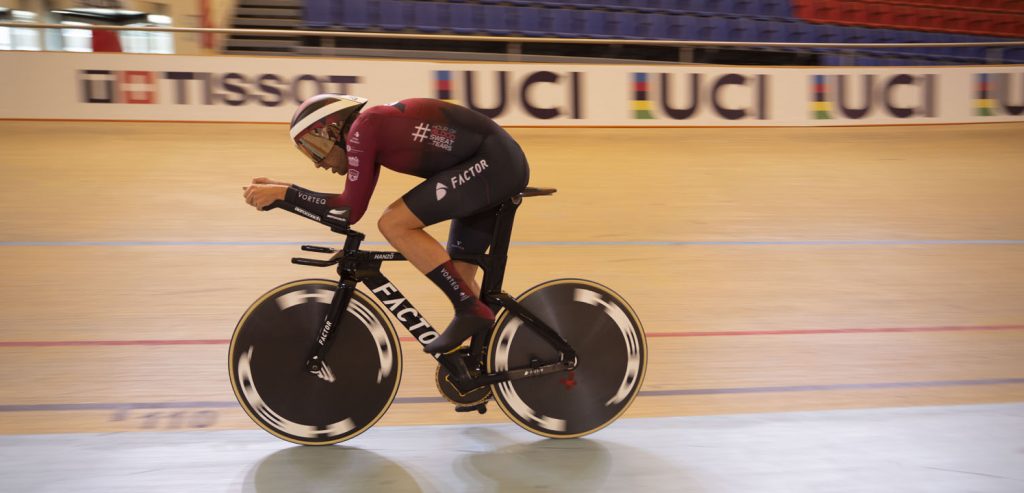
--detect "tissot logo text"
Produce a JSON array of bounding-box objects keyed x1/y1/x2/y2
[{"x1": 78, "y1": 70, "x2": 360, "y2": 106}]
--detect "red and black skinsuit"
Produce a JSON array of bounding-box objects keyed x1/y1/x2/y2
[{"x1": 286, "y1": 98, "x2": 530, "y2": 255}]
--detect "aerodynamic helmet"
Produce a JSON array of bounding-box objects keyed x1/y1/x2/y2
[{"x1": 289, "y1": 94, "x2": 368, "y2": 164}]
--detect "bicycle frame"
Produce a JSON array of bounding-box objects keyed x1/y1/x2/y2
[{"x1": 273, "y1": 192, "x2": 576, "y2": 395}]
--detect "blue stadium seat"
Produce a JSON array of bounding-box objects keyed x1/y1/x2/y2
[
  {"x1": 643, "y1": 12, "x2": 670, "y2": 39},
  {"x1": 696, "y1": 15, "x2": 729, "y2": 40},
  {"x1": 547, "y1": 8, "x2": 575, "y2": 37},
  {"x1": 482, "y1": 5, "x2": 513, "y2": 35},
  {"x1": 304, "y1": 0, "x2": 332, "y2": 27},
  {"x1": 519, "y1": 7, "x2": 545, "y2": 36},
  {"x1": 733, "y1": 17, "x2": 758, "y2": 41},
  {"x1": 700, "y1": 0, "x2": 735, "y2": 16},
  {"x1": 807, "y1": 24, "x2": 840, "y2": 53},
  {"x1": 621, "y1": 0, "x2": 660, "y2": 12},
  {"x1": 615, "y1": 12, "x2": 638, "y2": 39},
  {"x1": 841, "y1": 27, "x2": 871, "y2": 44},
  {"x1": 809, "y1": 24, "x2": 840, "y2": 43},
  {"x1": 1005, "y1": 47, "x2": 1024, "y2": 63},
  {"x1": 668, "y1": 13, "x2": 700, "y2": 39},
  {"x1": 581, "y1": 0, "x2": 618, "y2": 9},
  {"x1": 662, "y1": 0, "x2": 697, "y2": 13},
  {"x1": 957, "y1": 35, "x2": 989, "y2": 61},
  {"x1": 582, "y1": 10, "x2": 612, "y2": 39},
  {"x1": 413, "y1": 1, "x2": 441, "y2": 33},
  {"x1": 780, "y1": 21, "x2": 812, "y2": 43},
  {"x1": 450, "y1": 3, "x2": 482, "y2": 34},
  {"x1": 334, "y1": 0, "x2": 372, "y2": 29},
  {"x1": 757, "y1": 19, "x2": 788, "y2": 43},
  {"x1": 729, "y1": 0, "x2": 757, "y2": 16},
  {"x1": 756, "y1": 0, "x2": 791, "y2": 18},
  {"x1": 378, "y1": 0, "x2": 410, "y2": 31},
  {"x1": 855, "y1": 28, "x2": 894, "y2": 59}
]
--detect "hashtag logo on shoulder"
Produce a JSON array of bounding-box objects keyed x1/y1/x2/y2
[{"x1": 412, "y1": 123, "x2": 431, "y2": 143}]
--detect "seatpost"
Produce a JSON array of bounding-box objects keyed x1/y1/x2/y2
[{"x1": 480, "y1": 196, "x2": 522, "y2": 298}]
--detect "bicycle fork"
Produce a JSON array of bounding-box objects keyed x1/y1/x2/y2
[{"x1": 305, "y1": 278, "x2": 357, "y2": 374}]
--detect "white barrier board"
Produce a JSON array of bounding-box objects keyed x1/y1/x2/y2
[{"x1": 0, "y1": 52, "x2": 1021, "y2": 125}]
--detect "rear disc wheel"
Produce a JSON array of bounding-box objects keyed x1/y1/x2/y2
[{"x1": 487, "y1": 279, "x2": 647, "y2": 438}]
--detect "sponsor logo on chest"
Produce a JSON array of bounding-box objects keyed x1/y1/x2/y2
[{"x1": 410, "y1": 122, "x2": 457, "y2": 151}]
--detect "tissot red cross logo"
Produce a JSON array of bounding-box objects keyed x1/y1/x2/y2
[{"x1": 118, "y1": 71, "x2": 158, "y2": 104}]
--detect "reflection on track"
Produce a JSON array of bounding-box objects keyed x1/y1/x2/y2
[{"x1": 245, "y1": 446, "x2": 422, "y2": 493}]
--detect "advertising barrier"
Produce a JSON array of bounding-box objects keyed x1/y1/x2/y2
[{"x1": 1, "y1": 52, "x2": 1021, "y2": 126}]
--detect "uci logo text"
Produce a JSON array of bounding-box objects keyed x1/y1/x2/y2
[
  {"x1": 435, "y1": 70, "x2": 583, "y2": 120},
  {"x1": 975, "y1": 73, "x2": 1024, "y2": 117},
  {"x1": 632, "y1": 72, "x2": 769, "y2": 121},
  {"x1": 810, "y1": 74, "x2": 936, "y2": 120}
]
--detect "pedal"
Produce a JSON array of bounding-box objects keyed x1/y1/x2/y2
[{"x1": 454, "y1": 402, "x2": 487, "y2": 414}]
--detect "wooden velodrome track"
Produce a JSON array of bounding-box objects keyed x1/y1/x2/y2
[{"x1": 0, "y1": 121, "x2": 1022, "y2": 436}]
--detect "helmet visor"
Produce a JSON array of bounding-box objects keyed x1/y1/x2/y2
[{"x1": 295, "y1": 129, "x2": 337, "y2": 164}]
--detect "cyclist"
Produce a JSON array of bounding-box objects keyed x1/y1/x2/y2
[{"x1": 242, "y1": 95, "x2": 530, "y2": 354}]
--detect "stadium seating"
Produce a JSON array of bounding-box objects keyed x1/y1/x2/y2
[{"x1": 302, "y1": 0, "x2": 1023, "y2": 65}]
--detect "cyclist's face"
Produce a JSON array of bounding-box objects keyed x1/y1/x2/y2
[{"x1": 314, "y1": 144, "x2": 347, "y2": 175}]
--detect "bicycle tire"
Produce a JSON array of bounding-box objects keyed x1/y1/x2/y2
[
  {"x1": 229, "y1": 279, "x2": 402, "y2": 445},
  {"x1": 487, "y1": 279, "x2": 647, "y2": 438}
]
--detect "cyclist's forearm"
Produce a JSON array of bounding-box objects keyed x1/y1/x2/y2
[{"x1": 284, "y1": 185, "x2": 347, "y2": 217}]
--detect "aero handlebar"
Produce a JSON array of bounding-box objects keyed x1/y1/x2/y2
[{"x1": 264, "y1": 200, "x2": 350, "y2": 233}]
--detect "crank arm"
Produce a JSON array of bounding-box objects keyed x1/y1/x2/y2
[
  {"x1": 505, "y1": 361, "x2": 574, "y2": 381},
  {"x1": 469, "y1": 360, "x2": 573, "y2": 388}
]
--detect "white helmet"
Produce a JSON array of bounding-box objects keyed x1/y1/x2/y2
[{"x1": 289, "y1": 94, "x2": 368, "y2": 163}]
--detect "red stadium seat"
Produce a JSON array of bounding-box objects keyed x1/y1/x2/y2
[
  {"x1": 1013, "y1": 14, "x2": 1024, "y2": 35},
  {"x1": 802, "y1": 0, "x2": 841, "y2": 22},
  {"x1": 891, "y1": 5, "x2": 916, "y2": 27},
  {"x1": 837, "y1": 0, "x2": 868, "y2": 26},
  {"x1": 966, "y1": 10, "x2": 994, "y2": 32},
  {"x1": 992, "y1": 13, "x2": 1018, "y2": 35},
  {"x1": 940, "y1": 8, "x2": 970, "y2": 33},
  {"x1": 864, "y1": 2, "x2": 895, "y2": 27},
  {"x1": 916, "y1": 7, "x2": 946, "y2": 30},
  {"x1": 791, "y1": 0, "x2": 1021, "y2": 38}
]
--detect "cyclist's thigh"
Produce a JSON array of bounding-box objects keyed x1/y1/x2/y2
[
  {"x1": 402, "y1": 132, "x2": 529, "y2": 233},
  {"x1": 448, "y1": 208, "x2": 497, "y2": 255}
]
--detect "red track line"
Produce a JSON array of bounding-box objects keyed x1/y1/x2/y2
[
  {"x1": 648, "y1": 324, "x2": 1024, "y2": 338},
  {"x1": 1, "y1": 324, "x2": 1022, "y2": 348},
  {"x1": 0, "y1": 339, "x2": 232, "y2": 347}
]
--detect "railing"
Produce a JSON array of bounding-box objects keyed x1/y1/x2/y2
[{"x1": 2, "y1": 22, "x2": 1023, "y2": 62}]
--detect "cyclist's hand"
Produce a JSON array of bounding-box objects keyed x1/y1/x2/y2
[
  {"x1": 243, "y1": 184, "x2": 288, "y2": 210},
  {"x1": 251, "y1": 177, "x2": 292, "y2": 187}
]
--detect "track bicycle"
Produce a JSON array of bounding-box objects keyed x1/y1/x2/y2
[{"x1": 229, "y1": 187, "x2": 647, "y2": 445}]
